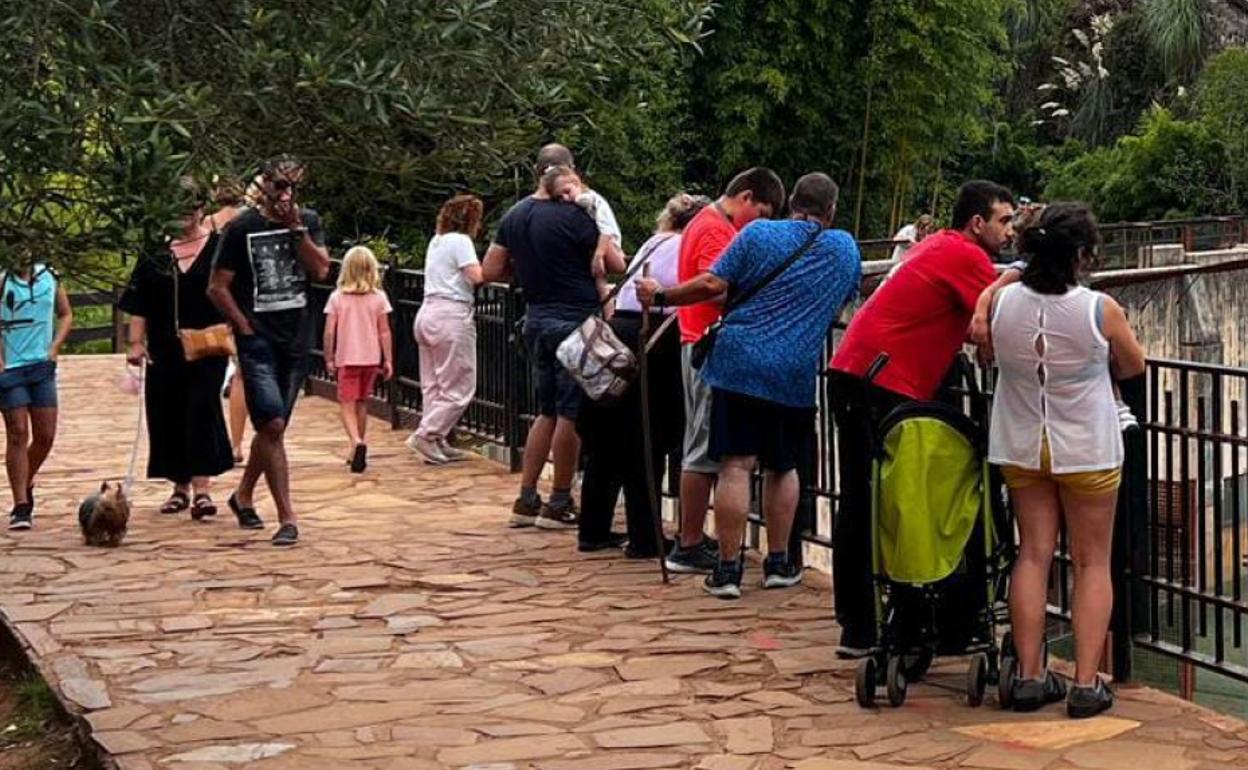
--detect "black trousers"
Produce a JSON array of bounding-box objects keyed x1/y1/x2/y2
[
  {"x1": 576, "y1": 312, "x2": 682, "y2": 552},
  {"x1": 829, "y1": 370, "x2": 910, "y2": 647}
]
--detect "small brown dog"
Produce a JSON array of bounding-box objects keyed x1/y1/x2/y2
[{"x1": 78, "y1": 482, "x2": 129, "y2": 547}]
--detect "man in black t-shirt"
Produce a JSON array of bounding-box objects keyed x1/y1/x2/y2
[
  {"x1": 208, "y1": 156, "x2": 331, "y2": 547},
  {"x1": 482, "y1": 144, "x2": 627, "y2": 531}
]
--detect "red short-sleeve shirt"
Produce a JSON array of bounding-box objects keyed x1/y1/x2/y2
[
  {"x1": 677, "y1": 205, "x2": 739, "y2": 344},
  {"x1": 830, "y1": 230, "x2": 998, "y2": 400}
]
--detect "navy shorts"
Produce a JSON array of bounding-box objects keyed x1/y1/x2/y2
[
  {"x1": 709, "y1": 388, "x2": 814, "y2": 473},
  {"x1": 522, "y1": 310, "x2": 588, "y2": 420},
  {"x1": 0, "y1": 360, "x2": 58, "y2": 412},
  {"x1": 235, "y1": 334, "x2": 309, "y2": 429}
]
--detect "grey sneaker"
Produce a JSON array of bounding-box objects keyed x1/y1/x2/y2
[
  {"x1": 702, "y1": 561, "x2": 743, "y2": 600},
  {"x1": 407, "y1": 434, "x2": 448, "y2": 465},
  {"x1": 536, "y1": 500, "x2": 578, "y2": 530},
  {"x1": 664, "y1": 538, "x2": 718, "y2": 574},
  {"x1": 509, "y1": 496, "x2": 541, "y2": 528},
  {"x1": 1011, "y1": 669, "x2": 1067, "y2": 712},
  {"x1": 436, "y1": 439, "x2": 471, "y2": 462},
  {"x1": 1067, "y1": 678, "x2": 1113, "y2": 719}
]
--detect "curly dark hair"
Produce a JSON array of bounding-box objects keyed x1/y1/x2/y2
[
  {"x1": 436, "y1": 194, "x2": 484, "y2": 237},
  {"x1": 1017, "y1": 202, "x2": 1101, "y2": 295}
]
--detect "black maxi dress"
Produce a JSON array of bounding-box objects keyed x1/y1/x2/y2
[{"x1": 118, "y1": 237, "x2": 233, "y2": 484}]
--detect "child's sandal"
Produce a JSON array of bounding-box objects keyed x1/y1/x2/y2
[
  {"x1": 160, "y1": 491, "x2": 190, "y2": 515},
  {"x1": 191, "y1": 494, "x2": 217, "y2": 521}
]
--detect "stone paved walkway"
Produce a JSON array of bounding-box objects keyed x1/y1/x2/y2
[{"x1": 1, "y1": 356, "x2": 1246, "y2": 770}]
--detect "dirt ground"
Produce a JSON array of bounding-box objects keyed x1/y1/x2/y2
[{"x1": 0, "y1": 634, "x2": 91, "y2": 770}]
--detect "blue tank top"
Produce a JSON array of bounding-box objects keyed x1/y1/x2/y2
[{"x1": 1, "y1": 266, "x2": 58, "y2": 370}]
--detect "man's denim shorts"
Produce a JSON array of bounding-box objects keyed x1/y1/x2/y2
[
  {"x1": 0, "y1": 360, "x2": 58, "y2": 412},
  {"x1": 235, "y1": 334, "x2": 310, "y2": 429},
  {"x1": 522, "y1": 308, "x2": 589, "y2": 420}
]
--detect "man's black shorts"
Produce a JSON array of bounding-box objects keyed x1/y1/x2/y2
[{"x1": 708, "y1": 388, "x2": 814, "y2": 472}]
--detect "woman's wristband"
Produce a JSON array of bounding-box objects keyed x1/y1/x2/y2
[{"x1": 653, "y1": 290, "x2": 667, "y2": 308}]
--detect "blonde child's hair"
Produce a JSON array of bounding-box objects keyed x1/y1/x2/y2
[{"x1": 338, "y1": 246, "x2": 382, "y2": 294}]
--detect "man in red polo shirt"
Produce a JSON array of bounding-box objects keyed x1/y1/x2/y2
[
  {"x1": 828, "y1": 180, "x2": 1016, "y2": 656},
  {"x1": 664, "y1": 167, "x2": 785, "y2": 575}
]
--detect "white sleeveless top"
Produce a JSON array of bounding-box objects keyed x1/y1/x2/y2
[{"x1": 988, "y1": 283, "x2": 1122, "y2": 473}]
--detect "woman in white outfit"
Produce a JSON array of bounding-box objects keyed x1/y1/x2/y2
[
  {"x1": 408, "y1": 195, "x2": 485, "y2": 464},
  {"x1": 988, "y1": 203, "x2": 1144, "y2": 718}
]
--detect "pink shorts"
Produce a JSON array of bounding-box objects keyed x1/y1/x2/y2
[{"x1": 337, "y1": 365, "x2": 380, "y2": 402}]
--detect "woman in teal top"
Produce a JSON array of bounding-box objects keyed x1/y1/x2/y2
[{"x1": 0, "y1": 263, "x2": 73, "y2": 531}]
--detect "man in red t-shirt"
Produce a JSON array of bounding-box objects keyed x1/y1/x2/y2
[
  {"x1": 827, "y1": 180, "x2": 1017, "y2": 656},
  {"x1": 664, "y1": 167, "x2": 785, "y2": 575}
]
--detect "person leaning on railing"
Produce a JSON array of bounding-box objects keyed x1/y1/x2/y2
[
  {"x1": 984, "y1": 202, "x2": 1146, "y2": 718},
  {"x1": 406, "y1": 194, "x2": 485, "y2": 465}
]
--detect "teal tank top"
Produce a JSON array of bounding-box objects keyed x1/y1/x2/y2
[{"x1": 1, "y1": 266, "x2": 58, "y2": 369}]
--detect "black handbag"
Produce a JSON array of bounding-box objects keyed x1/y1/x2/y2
[{"x1": 690, "y1": 224, "x2": 823, "y2": 369}]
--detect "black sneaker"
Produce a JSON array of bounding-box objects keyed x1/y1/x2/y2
[
  {"x1": 509, "y1": 496, "x2": 542, "y2": 528},
  {"x1": 763, "y1": 554, "x2": 803, "y2": 589},
  {"x1": 1011, "y1": 669, "x2": 1067, "y2": 712},
  {"x1": 664, "y1": 538, "x2": 718, "y2": 574},
  {"x1": 271, "y1": 523, "x2": 299, "y2": 547},
  {"x1": 8, "y1": 504, "x2": 32, "y2": 531},
  {"x1": 228, "y1": 494, "x2": 265, "y2": 530},
  {"x1": 703, "y1": 561, "x2": 743, "y2": 600},
  {"x1": 578, "y1": 533, "x2": 628, "y2": 552},
  {"x1": 1067, "y1": 678, "x2": 1114, "y2": 719},
  {"x1": 536, "y1": 500, "x2": 578, "y2": 530}
]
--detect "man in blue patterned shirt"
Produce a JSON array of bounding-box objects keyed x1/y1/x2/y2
[{"x1": 638, "y1": 173, "x2": 861, "y2": 599}]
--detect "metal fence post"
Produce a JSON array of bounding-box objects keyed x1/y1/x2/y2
[
  {"x1": 1109, "y1": 379, "x2": 1148, "y2": 682},
  {"x1": 111, "y1": 284, "x2": 126, "y2": 353},
  {"x1": 384, "y1": 259, "x2": 401, "y2": 429},
  {"x1": 504, "y1": 288, "x2": 525, "y2": 472}
]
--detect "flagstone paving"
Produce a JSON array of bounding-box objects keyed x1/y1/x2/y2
[{"x1": 1, "y1": 356, "x2": 1246, "y2": 769}]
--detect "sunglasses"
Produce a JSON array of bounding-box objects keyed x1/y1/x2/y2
[{"x1": 269, "y1": 178, "x2": 299, "y2": 193}]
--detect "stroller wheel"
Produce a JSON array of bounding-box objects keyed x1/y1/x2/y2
[
  {"x1": 998, "y1": 653, "x2": 1017, "y2": 708},
  {"x1": 886, "y1": 656, "x2": 908, "y2": 708},
  {"x1": 855, "y1": 658, "x2": 878, "y2": 708},
  {"x1": 967, "y1": 653, "x2": 989, "y2": 707}
]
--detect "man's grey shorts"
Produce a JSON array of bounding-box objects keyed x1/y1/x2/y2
[{"x1": 681, "y1": 345, "x2": 719, "y2": 474}]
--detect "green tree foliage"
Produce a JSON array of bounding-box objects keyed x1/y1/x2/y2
[
  {"x1": 1044, "y1": 107, "x2": 1231, "y2": 220},
  {"x1": 688, "y1": 0, "x2": 1009, "y2": 236},
  {"x1": 1195, "y1": 47, "x2": 1248, "y2": 206},
  {"x1": 1, "y1": 0, "x2": 712, "y2": 272}
]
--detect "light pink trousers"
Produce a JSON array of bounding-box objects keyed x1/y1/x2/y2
[{"x1": 413, "y1": 297, "x2": 477, "y2": 440}]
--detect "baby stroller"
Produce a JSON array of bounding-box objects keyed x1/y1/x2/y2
[{"x1": 854, "y1": 354, "x2": 1016, "y2": 708}]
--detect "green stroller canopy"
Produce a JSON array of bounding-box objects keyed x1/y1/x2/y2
[{"x1": 876, "y1": 413, "x2": 986, "y2": 585}]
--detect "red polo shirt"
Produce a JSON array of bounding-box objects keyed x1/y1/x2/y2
[
  {"x1": 831, "y1": 229, "x2": 997, "y2": 400},
  {"x1": 677, "y1": 204, "x2": 739, "y2": 344}
]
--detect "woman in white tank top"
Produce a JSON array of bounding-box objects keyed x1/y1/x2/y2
[{"x1": 988, "y1": 203, "x2": 1144, "y2": 717}]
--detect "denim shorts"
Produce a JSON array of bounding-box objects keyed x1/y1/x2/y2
[
  {"x1": 0, "y1": 360, "x2": 58, "y2": 412},
  {"x1": 235, "y1": 334, "x2": 310, "y2": 429},
  {"x1": 522, "y1": 308, "x2": 589, "y2": 420}
]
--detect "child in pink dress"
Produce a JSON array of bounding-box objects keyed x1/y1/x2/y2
[{"x1": 323, "y1": 246, "x2": 394, "y2": 473}]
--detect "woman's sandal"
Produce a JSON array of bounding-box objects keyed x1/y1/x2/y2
[
  {"x1": 191, "y1": 494, "x2": 217, "y2": 521},
  {"x1": 160, "y1": 491, "x2": 191, "y2": 515}
]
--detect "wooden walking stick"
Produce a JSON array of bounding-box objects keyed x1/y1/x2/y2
[{"x1": 638, "y1": 264, "x2": 670, "y2": 584}]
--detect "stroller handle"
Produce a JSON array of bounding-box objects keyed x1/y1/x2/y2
[{"x1": 864, "y1": 353, "x2": 891, "y2": 385}]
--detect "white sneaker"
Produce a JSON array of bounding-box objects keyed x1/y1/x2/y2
[
  {"x1": 407, "y1": 434, "x2": 449, "y2": 465},
  {"x1": 437, "y1": 438, "x2": 470, "y2": 462}
]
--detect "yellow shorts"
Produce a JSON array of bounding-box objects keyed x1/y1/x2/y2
[{"x1": 999, "y1": 437, "x2": 1121, "y2": 496}]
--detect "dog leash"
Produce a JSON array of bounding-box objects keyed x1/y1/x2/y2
[{"x1": 122, "y1": 360, "x2": 146, "y2": 495}]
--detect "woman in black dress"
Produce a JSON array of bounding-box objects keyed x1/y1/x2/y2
[{"x1": 119, "y1": 178, "x2": 233, "y2": 519}]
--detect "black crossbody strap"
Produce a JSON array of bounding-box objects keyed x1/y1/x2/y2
[
  {"x1": 600, "y1": 233, "x2": 675, "y2": 309},
  {"x1": 723, "y1": 223, "x2": 822, "y2": 316}
]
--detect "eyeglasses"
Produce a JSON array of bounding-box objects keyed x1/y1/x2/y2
[{"x1": 269, "y1": 179, "x2": 298, "y2": 193}]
